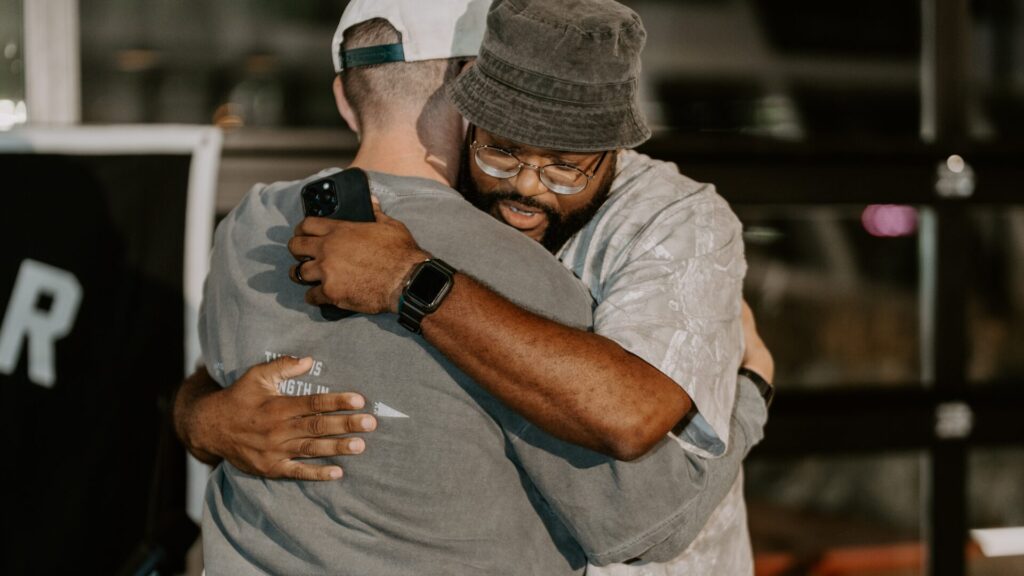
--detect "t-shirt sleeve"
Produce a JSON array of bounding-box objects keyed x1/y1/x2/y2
[
  {"x1": 593, "y1": 191, "x2": 746, "y2": 457},
  {"x1": 505, "y1": 374, "x2": 768, "y2": 565}
]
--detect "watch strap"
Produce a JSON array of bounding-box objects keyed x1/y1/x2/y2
[{"x1": 738, "y1": 367, "x2": 774, "y2": 409}]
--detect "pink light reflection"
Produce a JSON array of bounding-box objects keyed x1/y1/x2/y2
[{"x1": 861, "y1": 205, "x2": 918, "y2": 238}]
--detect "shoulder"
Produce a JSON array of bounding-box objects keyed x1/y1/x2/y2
[
  {"x1": 610, "y1": 150, "x2": 738, "y2": 233},
  {"x1": 563, "y1": 151, "x2": 741, "y2": 271}
]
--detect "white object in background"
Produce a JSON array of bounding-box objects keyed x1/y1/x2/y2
[
  {"x1": 23, "y1": 0, "x2": 80, "y2": 124},
  {"x1": 971, "y1": 527, "x2": 1024, "y2": 557},
  {"x1": 0, "y1": 125, "x2": 223, "y2": 523}
]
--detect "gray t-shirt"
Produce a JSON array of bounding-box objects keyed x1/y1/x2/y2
[{"x1": 199, "y1": 170, "x2": 767, "y2": 575}]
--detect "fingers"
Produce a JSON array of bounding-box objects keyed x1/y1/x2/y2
[
  {"x1": 292, "y1": 412, "x2": 377, "y2": 437},
  {"x1": 294, "y1": 216, "x2": 332, "y2": 237},
  {"x1": 288, "y1": 235, "x2": 320, "y2": 260},
  {"x1": 290, "y1": 259, "x2": 322, "y2": 286},
  {"x1": 275, "y1": 461, "x2": 345, "y2": 481},
  {"x1": 287, "y1": 436, "x2": 367, "y2": 459},
  {"x1": 370, "y1": 195, "x2": 388, "y2": 222},
  {"x1": 305, "y1": 285, "x2": 330, "y2": 306},
  {"x1": 274, "y1": 391, "x2": 371, "y2": 420},
  {"x1": 248, "y1": 356, "x2": 314, "y2": 390},
  {"x1": 307, "y1": 391, "x2": 367, "y2": 413}
]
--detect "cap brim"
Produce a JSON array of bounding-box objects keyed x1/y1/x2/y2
[{"x1": 447, "y1": 66, "x2": 651, "y2": 153}]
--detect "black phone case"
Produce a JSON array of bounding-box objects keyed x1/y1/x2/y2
[{"x1": 299, "y1": 168, "x2": 375, "y2": 321}]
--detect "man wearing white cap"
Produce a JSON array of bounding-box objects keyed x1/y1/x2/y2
[{"x1": 181, "y1": 0, "x2": 771, "y2": 573}]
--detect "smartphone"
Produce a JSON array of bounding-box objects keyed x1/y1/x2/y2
[{"x1": 300, "y1": 168, "x2": 375, "y2": 321}]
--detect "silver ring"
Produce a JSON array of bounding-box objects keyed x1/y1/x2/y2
[{"x1": 295, "y1": 258, "x2": 315, "y2": 285}]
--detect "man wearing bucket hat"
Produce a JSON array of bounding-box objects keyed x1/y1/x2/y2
[
  {"x1": 182, "y1": 0, "x2": 770, "y2": 573},
  {"x1": 288, "y1": 0, "x2": 763, "y2": 573}
]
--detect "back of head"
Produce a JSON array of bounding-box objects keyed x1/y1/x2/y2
[
  {"x1": 340, "y1": 19, "x2": 460, "y2": 131},
  {"x1": 333, "y1": 0, "x2": 491, "y2": 132}
]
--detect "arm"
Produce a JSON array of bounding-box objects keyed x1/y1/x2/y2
[
  {"x1": 421, "y1": 279, "x2": 771, "y2": 461},
  {"x1": 172, "y1": 356, "x2": 378, "y2": 481},
  {"x1": 289, "y1": 208, "x2": 691, "y2": 460},
  {"x1": 741, "y1": 299, "x2": 774, "y2": 383},
  {"x1": 420, "y1": 273, "x2": 690, "y2": 460},
  {"x1": 628, "y1": 373, "x2": 768, "y2": 563},
  {"x1": 505, "y1": 372, "x2": 769, "y2": 565},
  {"x1": 290, "y1": 194, "x2": 758, "y2": 460}
]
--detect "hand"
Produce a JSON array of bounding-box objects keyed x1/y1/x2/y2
[
  {"x1": 189, "y1": 356, "x2": 377, "y2": 481},
  {"x1": 740, "y1": 300, "x2": 774, "y2": 384},
  {"x1": 288, "y1": 198, "x2": 429, "y2": 314}
]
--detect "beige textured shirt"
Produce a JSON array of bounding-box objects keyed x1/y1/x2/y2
[{"x1": 559, "y1": 150, "x2": 752, "y2": 575}]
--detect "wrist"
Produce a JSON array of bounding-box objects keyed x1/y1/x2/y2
[
  {"x1": 389, "y1": 250, "x2": 432, "y2": 314},
  {"x1": 738, "y1": 367, "x2": 774, "y2": 409},
  {"x1": 396, "y1": 258, "x2": 458, "y2": 334},
  {"x1": 186, "y1": 386, "x2": 226, "y2": 459}
]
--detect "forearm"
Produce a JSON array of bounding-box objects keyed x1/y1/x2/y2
[
  {"x1": 608, "y1": 374, "x2": 768, "y2": 564},
  {"x1": 421, "y1": 273, "x2": 691, "y2": 460},
  {"x1": 510, "y1": 373, "x2": 768, "y2": 565},
  {"x1": 173, "y1": 367, "x2": 224, "y2": 466}
]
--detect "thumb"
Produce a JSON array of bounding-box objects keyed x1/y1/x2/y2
[
  {"x1": 370, "y1": 195, "x2": 390, "y2": 223},
  {"x1": 251, "y1": 356, "x2": 314, "y2": 392}
]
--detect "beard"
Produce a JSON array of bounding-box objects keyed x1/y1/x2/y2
[{"x1": 457, "y1": 144, "x2": 616, "y2": 253}]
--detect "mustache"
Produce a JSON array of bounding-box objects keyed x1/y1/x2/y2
[{"x1": 483, "y1": 190, "x2": 553, "y2": 214}]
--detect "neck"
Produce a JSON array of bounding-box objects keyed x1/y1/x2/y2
[{"x1": 349, "y1": 122, "x2": 461, "y2": 187}]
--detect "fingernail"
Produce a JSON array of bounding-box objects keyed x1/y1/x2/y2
[
  {"x1": 350, "y1": 438, "x2": 365, "y2": 453},
  {"x1": 360, "y1": 416, "x2": 376, "y2": 431},
  {"x1": 328, "y1": 467, "x2": 343, "y2": 479},
  {"x1": 349, "y1": 394, "x2": 365, "y2": 409}
]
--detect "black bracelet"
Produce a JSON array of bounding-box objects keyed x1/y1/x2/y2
[{"x1": 738, "y1": 367, "x2": 774, "y2": 409}]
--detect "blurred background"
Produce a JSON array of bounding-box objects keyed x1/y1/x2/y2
[{"x1": 1, "y1": 1, "x2": 1022, "y2": 575}]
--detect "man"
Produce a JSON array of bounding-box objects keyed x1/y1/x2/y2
[
  {"x1": 289, "y1": 1, "x2": 764, "y2": 573},
  {"x1": 186, "y1": 0, "x2": 769, "y2": 573}
]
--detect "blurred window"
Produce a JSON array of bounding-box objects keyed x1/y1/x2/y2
[
  {"x1": 966, "y1": 208, "x2": 1024, "y2": 383},
  {"x1": 624, "y1": 0, "x2": 921, "y2": 143},
  {"x1": 737, "y1": 205, "x2": 921, "y2": 388},
  {"x1": 968, "y1": 448, "x2": 1024, "y2": 574},
  {"x1": 746, "y1": 453, "x2": 924, "y2": 575},
  {"x1": 0, "y1": 0, "x2": 27, "y2": 130},
  {"x1": 79, "y1": 0, "x2": 348, "y2": 128},
  {"x1": 969, "y1": 0, "x2": 1024, "y2": 142}
]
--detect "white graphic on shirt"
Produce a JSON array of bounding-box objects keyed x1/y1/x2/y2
[
  {"x1": 262, "y1": 350, "x2": 330, "y2": 396},
  {"x1": 260, "y1": 351, "x2": 406, "y2": 416},
  {"x1": 373, "y1": 402, "x2": 409, "y2": 418}
]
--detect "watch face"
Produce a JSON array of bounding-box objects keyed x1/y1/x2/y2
[{"x1": 409, "y1": 264, "x2": 451, "y2": 306}]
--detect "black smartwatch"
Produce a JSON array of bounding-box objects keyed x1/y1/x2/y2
[
  {"x1": 398, "y1": 258, "x2": 457, "y2": 334},
  {"x1": 738, "y1": 367, "x2": 774, "y2": 409}
]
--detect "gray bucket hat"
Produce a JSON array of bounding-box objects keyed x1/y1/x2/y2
[{"x1": 447, "y1": 0, "x2": 651, "y2": 153}]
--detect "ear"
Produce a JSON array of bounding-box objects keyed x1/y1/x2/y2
[{"x1": 333, "y1": 75, "x2": 361, "y2": 136}]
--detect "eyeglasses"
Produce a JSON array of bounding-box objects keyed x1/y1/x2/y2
[{"x1": 470, "y1": 128, "x2": 607, "y2": 195}]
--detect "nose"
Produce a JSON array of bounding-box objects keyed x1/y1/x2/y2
[{"x1": 511, "y1": 163, "x2": 548, "y2": 198}]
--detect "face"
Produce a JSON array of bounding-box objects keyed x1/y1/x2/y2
[{"x1": 458, "y1": 126, "x2": 617, "y2": 253}]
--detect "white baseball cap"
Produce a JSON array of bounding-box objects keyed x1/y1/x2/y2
[{"x1": 331, "y1": 0, "x2": 492, "y2": 73}]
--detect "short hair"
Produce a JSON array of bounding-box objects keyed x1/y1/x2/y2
[{"x1": 340, "y1": 18, "x2": 463, "y2": 130}]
